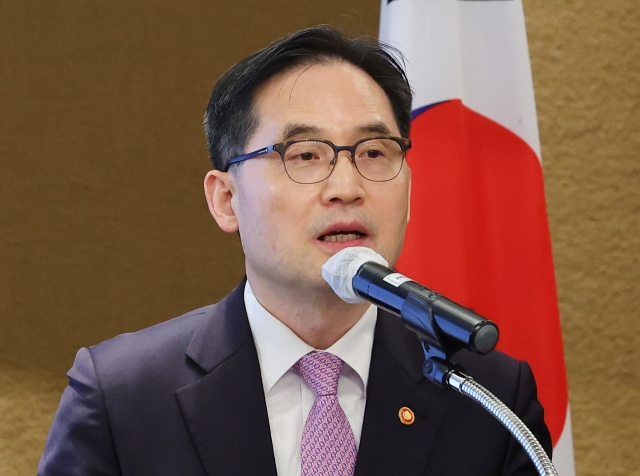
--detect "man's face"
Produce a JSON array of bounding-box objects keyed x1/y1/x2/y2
[{"x1": 212, "y1": 62, "x2": 410, "y2": 295}]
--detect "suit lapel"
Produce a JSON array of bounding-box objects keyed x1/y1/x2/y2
[
  {"x1": 175, "y1": 281, "x2": 277, "y2": 476},
  {"x1": 355, "y1": 310, "x2": 450, "y2": 476}
]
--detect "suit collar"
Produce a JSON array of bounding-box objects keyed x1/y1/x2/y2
[
  {"x1": 355, "y1": 309, "x2": 450, "y2": 476},
  {"x1": 176, "y1": 279, "x2": 278, "y2": 476},
  {"x1": 183, "y1": 278, "x2": 252, "y2": 373},
  {"x1": 177, "y1": 283, "x2": 451, "y2": 476},
  {"x1": 245, "y1": 278, "x2": 378, "y2": 397}
]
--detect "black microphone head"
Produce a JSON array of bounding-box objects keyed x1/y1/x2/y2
[{"x1": 472, "y1": 323, "x2": 500, "y2": 354}]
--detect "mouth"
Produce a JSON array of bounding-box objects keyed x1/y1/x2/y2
[
  {"x1": 318, "y1": 231, "x2": 367, "y2": 243},
  {"x1": 316, "y1": 221, "x2": 370, "y2": 246}
]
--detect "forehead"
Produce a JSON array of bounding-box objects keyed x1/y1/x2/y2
[{"x1": 250, "y1": 62, "x2": 400, "y2": 141}]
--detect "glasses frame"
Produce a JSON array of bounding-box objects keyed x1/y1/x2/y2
[{"x1": 223, "y1": 136, "x2": 412, "y2": 184}]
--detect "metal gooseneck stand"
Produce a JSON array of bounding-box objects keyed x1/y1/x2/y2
[
  {"x1": 337, "y1": 253, "x2": 559, "y2": 476},
  {"x1": 401, "y1": 293, "x2": 559, "y2": 476}
]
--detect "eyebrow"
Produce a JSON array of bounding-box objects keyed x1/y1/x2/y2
[
  {"x1": 281, "y1": 124, "x2": 322, "y2": 142},
  {"x1": 280, "y1": 121, "x2": 396, "y2": 143},
  {"x1": 357, "y1": 122, "x2": 395, "y2": 137}
]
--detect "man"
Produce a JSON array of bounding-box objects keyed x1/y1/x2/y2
[{"x1": 39, "y1": 26, "x2": 551, "y2": 475}]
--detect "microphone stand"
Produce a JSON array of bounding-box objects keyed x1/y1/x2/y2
[{"x1": 400, "y1": 294, "x2": 559, "y2": 476}]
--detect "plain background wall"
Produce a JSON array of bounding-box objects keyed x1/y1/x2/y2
[{"x1": 0, "y1": 1, "x2": 638, "y2": 474}]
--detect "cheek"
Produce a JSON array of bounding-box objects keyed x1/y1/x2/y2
[
  {"x1": 372, "y1": 183, "x2": 410, "y2": 257},
  {"x1": 265, "y1": 187, "x2": 309, "y2": 235},
  {"x1": 375, "y1": 184, "x2": 410, "y2": 224},
  {"x1": 240, "y1": 180, "x2": 305, "y2": 252},
  {"x1": 394, "y1": 176, "x2": 411, "y2": 228},
  {"x1": 263, "y1": 197, "x2": 290, "y2": 253}
]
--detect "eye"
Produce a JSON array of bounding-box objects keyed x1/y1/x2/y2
[
  {"x1": 284, "y1": 141, "x2": 328, "y2": 163},
  {"x1": 358, "y1": 142, "x2": 389, "y2": 160},
  {"x1": 299, "y1": 152, "x2": 317, "y2": 161},
  {"x1": 356, "y1": 139, "x2": 401, "y2": 164}
]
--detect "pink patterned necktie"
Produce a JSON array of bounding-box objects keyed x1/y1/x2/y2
[{"x1": 293, "y1": 351, "x2": 357, "y2": 476}]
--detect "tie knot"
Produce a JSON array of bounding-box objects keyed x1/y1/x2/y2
[{"x1": 294, "y1": 352, "x2": 344, "y2": 397}]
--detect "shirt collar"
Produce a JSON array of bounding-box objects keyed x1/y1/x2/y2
[{"x1": 244, "y1": 280, "x2": 377, "y2": 396}]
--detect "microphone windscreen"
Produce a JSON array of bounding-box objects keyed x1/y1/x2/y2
[{"x1": 322, "y1": 247, "x2": 389, "y2": 303}]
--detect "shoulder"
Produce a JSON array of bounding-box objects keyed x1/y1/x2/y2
[
  {"x1": 89, "y1": 279, "x2": 249, "y2": 366},
  {"x1": 377, "y1": 310, "x2": 552, "y2": 449},
  {"x1": 375, "y1": 309, "x2": 540, "y2": 406},
  {"x1": 80, "y1": 305, "x2": 216, "y2": 394},
  {"x1": 82, "y1": 279, "x2": 248, "y2": 391},
  {"x1": 453, "y1": 349, "x2": 538, "y2": 409},
  {"x1": 90, "y1": 305, "x2": 213, "y2": 364},
  {"x1": 455, "y1": 348, "x2": 524, "y2": 381}
]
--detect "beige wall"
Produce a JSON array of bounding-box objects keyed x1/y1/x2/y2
[
  {"x1": 0, "y1": 1, "x2": 638, "y2": 474},
  {"x1": 526, "y1": 1, "x2": 640, "y2": 473}
]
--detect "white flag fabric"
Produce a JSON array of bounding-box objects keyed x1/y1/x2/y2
[{"x1": 379, "y1": 1, "x2": 575, "y2": 474}]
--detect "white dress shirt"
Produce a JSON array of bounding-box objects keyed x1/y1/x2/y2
[{"x1": 244, "y1": 281, "x2": 377, "y2": 476}]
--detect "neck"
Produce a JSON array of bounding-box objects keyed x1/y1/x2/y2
[{"x1": 247, "y1": 275, "x2": 370, "y2": 350}]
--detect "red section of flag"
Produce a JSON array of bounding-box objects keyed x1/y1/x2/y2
[{"x1": 398, "y1": 99, "x2": 567, "y2": 443}]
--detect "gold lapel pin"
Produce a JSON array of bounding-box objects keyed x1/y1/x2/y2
[{"x1": 398, "y1": 406, "x2": 415, "y2": 425}]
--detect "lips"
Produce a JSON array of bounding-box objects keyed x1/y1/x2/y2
[
  {"x1": 321, "y1": 232, "x2": 365, "y2": 242},
  {"x1": 317, "y1": 221, "x2": 369, "y2": 243}
]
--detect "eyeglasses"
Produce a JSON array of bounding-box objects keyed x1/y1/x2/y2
[{"x1": 223, "y1": 137, "x2": 412, "y2": 184}]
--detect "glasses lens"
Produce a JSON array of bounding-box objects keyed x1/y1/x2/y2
[
  {"x1": 354, "y1": 139, "x2": 404, "y2": 182},
  {"x1": 283, "y1": 141, "x2": 334, "y2": 184}
]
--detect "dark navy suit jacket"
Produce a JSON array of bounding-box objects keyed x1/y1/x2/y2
[{"x1": 38, "y1": 280, "x2": 552, "y2": 475}]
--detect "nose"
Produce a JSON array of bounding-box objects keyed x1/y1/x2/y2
[{"x1": 320, "y1": 151, "x2": 365, "y2": 204}]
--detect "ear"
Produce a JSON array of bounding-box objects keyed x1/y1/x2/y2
[
  {"x1": 406, "y1": 166, "x2": 411, "y2": 223},
  {"x1": 204, "y1": 170, "x2": 239, "y2": 233}
]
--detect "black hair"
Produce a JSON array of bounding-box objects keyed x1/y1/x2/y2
[{"x1": 203, "y1": 25, "x2": 413, "y2": 170}]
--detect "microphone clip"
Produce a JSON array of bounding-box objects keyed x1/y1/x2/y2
[{"x1": 401, "y1": 293, "x2": 464, "y2": 387}]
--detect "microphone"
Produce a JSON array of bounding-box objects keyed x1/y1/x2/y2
[{"x1": 322, "y1": 247, "x2": 499, "y2": 355}]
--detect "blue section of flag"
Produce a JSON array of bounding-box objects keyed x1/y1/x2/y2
[{"x1": 411, "y1": 100, "x2": 451, "y2": 120}]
